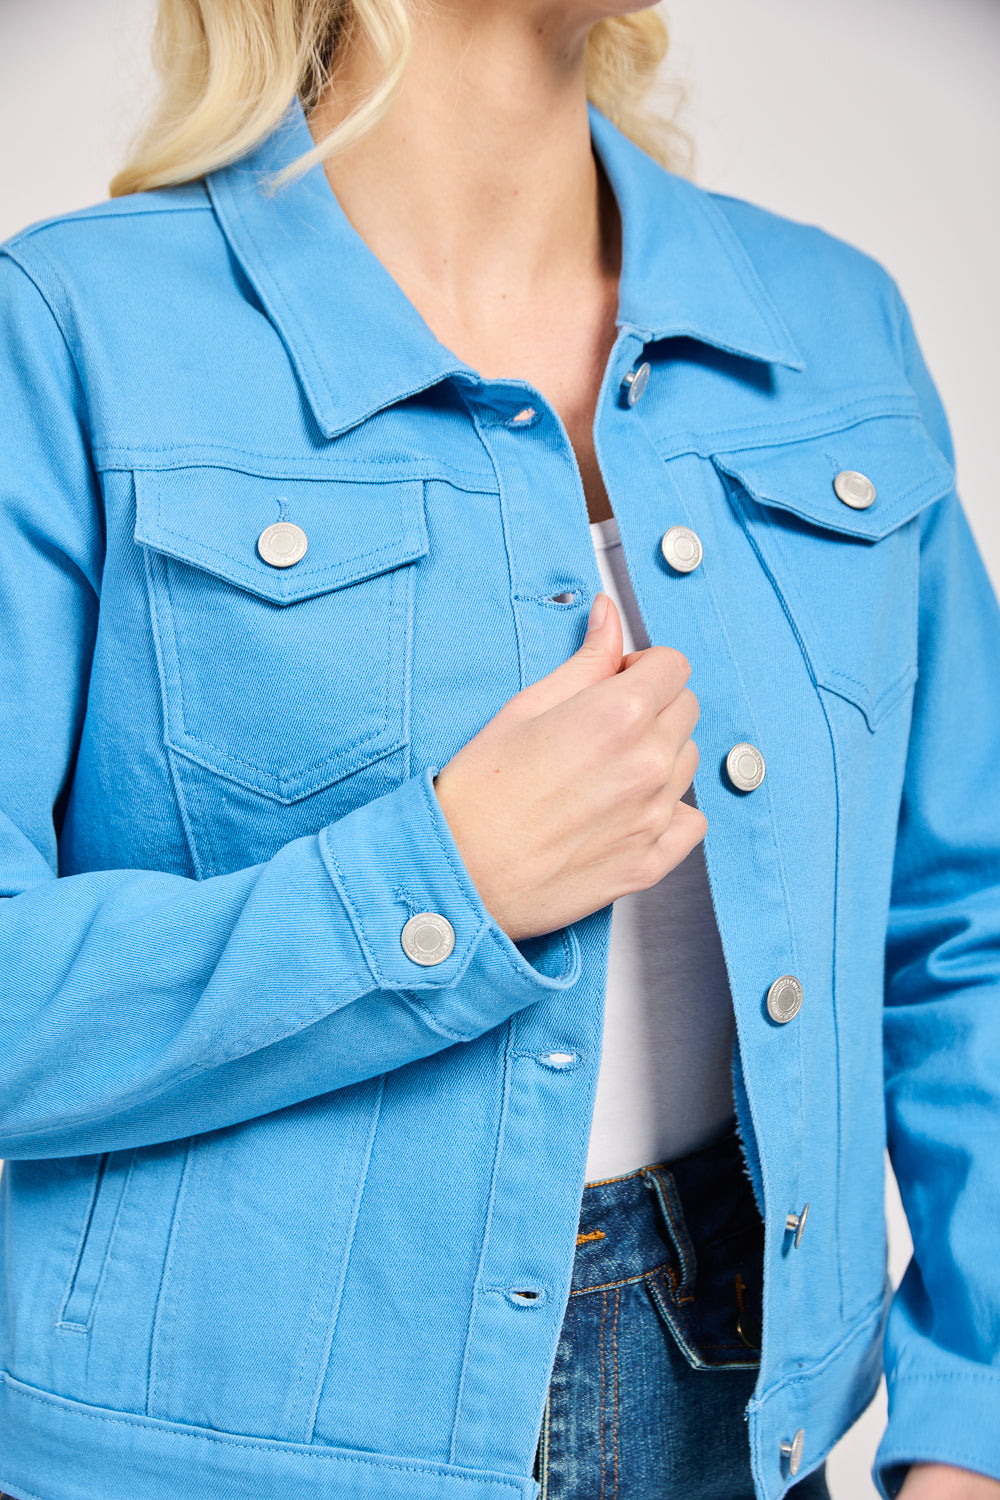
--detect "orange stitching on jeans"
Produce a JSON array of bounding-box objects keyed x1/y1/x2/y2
[
  {"x1": 612, "y1": 1285, "x2": 620, "y2": 1496},
  {"x1": 599, "y1": 1286, "x2": 607, "y2": 1500},
  {"x1": 569, "y1": 1260, "x2": 674, "y2": 1296},
  {"x1": 576, "y1": 1229, "x2": 606, "y2": 1246}
]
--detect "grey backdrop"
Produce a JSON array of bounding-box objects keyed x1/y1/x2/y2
[{"x1": 1, "y1": 1, "x2": 998, "y2": 1494}]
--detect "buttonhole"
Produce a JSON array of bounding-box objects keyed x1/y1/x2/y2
[
  {"x1": 393, "y1": 885, "x2": 421, "y2": 918},
  {"x1": 537, "y1": 1050, "x2": 579, "y2": 1070},
  {"x1": 550, "y1": 592, "x2": 575, "y2": 605},
  {"x1": 509, "y1": 1289, "x2": 542, "y2": 1304}
]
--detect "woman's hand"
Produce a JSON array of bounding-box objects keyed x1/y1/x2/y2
[
  {"x1": 898, "y1": 1463, "x2": 1000, "y2": 1499},
  {"x1": 432, "y1": 591, "x2": 707, "y2": 943}
]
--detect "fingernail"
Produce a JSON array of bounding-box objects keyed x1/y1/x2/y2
[{"x1": 587, "y1": 592, "x2": 608, "y2": 632}]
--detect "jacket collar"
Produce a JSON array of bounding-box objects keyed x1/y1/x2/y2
[{"x1": 206, "y1": 98, "x2": 804, "y2": 440}]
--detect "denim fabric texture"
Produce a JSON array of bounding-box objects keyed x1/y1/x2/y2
[
  {"x1": 1, "y1": 95, "x2": 1000, "y2": 1500},
  {"x1": 533, "y1": 1121, "x2": 832, "y2": 1500}
]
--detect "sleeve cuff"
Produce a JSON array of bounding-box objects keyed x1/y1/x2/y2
[
  {"x1": 318, "y1": 765, "x2": 582, "y2": 1039},
  {"x1": 874, "y1": 1354, "x2": 1000, "y2": 1497}
]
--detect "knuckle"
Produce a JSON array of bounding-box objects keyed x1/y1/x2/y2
[
  {"x1": 657, "y1": 645, "x2": 690, "y2": 679},
  {"x1": 615, "y1": 690, "x2": 648, "y2": 732},
  {"x1": 644, "y1": 843, "x2": 672, "y2": 886},
  {"x1": 629, "y1": 848, "x2": 663, "y2": 891},
  {"x1": 658, "y1": 744, "x2": 680, "y2": 785},
  {"x1": 687, "y1": 812, "x2": 709, "y2": 848},
  {"x1": 635, "y1": 742, "x2": 674, "y2": 789},
  {"x1": 667, "y1": 686, "x2": 697, "y2": 728},
  {"x1": 645, "y1": 647, "x2": 693, "y2": 700}
]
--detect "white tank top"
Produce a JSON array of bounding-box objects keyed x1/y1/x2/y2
[{"x1": 584, "y1": 515, "x2": 737, "y2": 1182}]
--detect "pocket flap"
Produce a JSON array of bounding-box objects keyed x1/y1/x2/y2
[
  {"x1": 134, "y1": 466, "x2": 429, "y2": 603},
  {"x1": 711, "y1": 414, "x2": 955, "y2": 540}
]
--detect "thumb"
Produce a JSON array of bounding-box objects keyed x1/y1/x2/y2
[
  {"x1": 578, "y1": 591, "x2": 623, "y2": 673},
  {"x1": 512, "y1": 591, "x2": 624, "y2": 718}
]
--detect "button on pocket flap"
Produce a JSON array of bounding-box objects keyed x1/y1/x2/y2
[
  {"x1": 711, "y1": 414, "x2": 954, "y2": 541},
  {"x1": 711, "y1": 416, "x2": 954, "y2": 728},
  {"x1": 134, "y1": 467, "x2": 429, "y2": 603}
]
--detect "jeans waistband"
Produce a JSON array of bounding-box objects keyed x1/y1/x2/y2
[{"x1": 571, "y1": 1117, "x2": 758, "y2": 1296}]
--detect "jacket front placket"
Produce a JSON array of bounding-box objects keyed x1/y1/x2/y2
[
  {"x1": 439, "y1": 363, "x2": 622, "y2": 1473},
  {"x1": 599, "y1": 373, "x2": 849, "y2": 1498}
]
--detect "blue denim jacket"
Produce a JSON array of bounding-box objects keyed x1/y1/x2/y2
[{"x1": 1, "y1": 99, "x2": 998, "y2": 1500}]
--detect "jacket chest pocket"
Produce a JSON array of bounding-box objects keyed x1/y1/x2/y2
[
  {"x1": 711, "y1": 414, "x2": 955, "y2": 731},
  {"x1": 134, "y1": 466, "x2": 428, "y2": 864}
]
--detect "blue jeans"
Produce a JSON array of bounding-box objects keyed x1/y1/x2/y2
[{"x1": 533, "y1": 1120, "x2": 831, "y2": 1499}]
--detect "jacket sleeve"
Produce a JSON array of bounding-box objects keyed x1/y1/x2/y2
[
  {"x1": 0, "y1": 250, "x2": 580, "y2": 1163},
  {"x1": 873, "y1": 280, "x2": 1000, "y2": 1496}
]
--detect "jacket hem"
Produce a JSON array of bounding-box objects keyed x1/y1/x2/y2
[{"x1": 0, "y1": 1372, "x2": 539, "y2": 1500}]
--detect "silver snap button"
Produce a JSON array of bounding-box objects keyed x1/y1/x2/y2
[
  {"x1": 660, "y1": 525, "x2": 703, "y2": 573},
  {"x1": 785, "y1": 1202, "x2": 809, "y2": 1248},
  {"x1": 257, "y1": 521, "x2": 308, "y2": 568},
  {"x1": 726, "y1": 743, "x2": 765, "y2": 792},
  {"x1": 780, "y1": 1429, "x2": 805, "y2": 1477},
  {"x1": 620, "y1": 361, "x2": 651, "y2": 406},
  {"x1": 833, "y1": 470, "x2": 876, "y2": 509},
  {"x1": 767, "y1": 974, "x2": 803, "y2": 1024},
  {"x1": 401, "y1": 911, "x2": 456, "y2": 966}
]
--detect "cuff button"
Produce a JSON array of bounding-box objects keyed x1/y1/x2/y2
[{"x1": 401, "y1": 912, "x2": 456, "y2": 965}]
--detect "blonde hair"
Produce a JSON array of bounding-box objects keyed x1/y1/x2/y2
[{"x1": 109, "y1": 0, "x2": 691, "y2": 198}]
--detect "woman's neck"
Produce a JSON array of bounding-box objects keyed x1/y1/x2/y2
[{"x1": 307, "y1": 4, "x2": 621, "y2": 344}]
